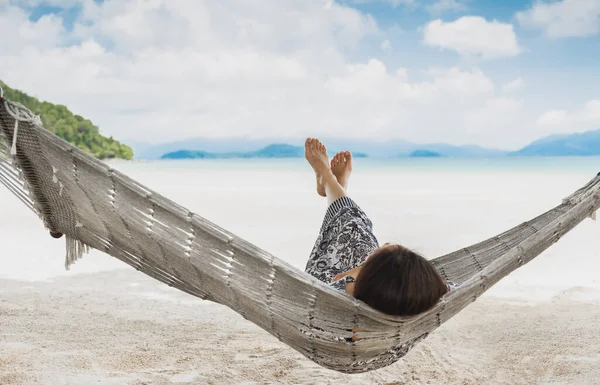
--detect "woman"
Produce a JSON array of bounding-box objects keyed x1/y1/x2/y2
[{"x1": 304, "y1": 138, "x2": 458, "y2": 317}]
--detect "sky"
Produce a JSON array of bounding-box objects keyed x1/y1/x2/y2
[{"x1": 0, "y1": 0, "x2": 599, "y2": 150}]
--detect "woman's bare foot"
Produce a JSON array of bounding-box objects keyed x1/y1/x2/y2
[
  {"x1": 305, "y1": 138, "x2": 330, "y2": 197},
  {"x1": 331, "y1": 151, "x2": 352, "y2": 190}
]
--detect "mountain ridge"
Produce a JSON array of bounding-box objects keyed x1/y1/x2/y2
[
  {"x1": 161, "y1": 144, "x2": 369, "y2": 159},
  {"x1": 511, "y1": 129, "x2": 600, "y2": 156},
  {"x1": 146, "y1": 130, "x2": 600, "y2": 160},
  {"x1": 137, "y1": 138, "x2": 507, "y2": 160}
]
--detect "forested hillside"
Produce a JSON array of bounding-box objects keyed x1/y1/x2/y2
[{"x1": 0, "y1": 81, "x2": 133, "y2": 160}]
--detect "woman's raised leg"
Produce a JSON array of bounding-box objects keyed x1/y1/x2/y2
[
  {"x1": 304, "y1": 138, "x2": 347, "y2": 205},
  {"x1": 331, "y1": 151, "x2": 352, "y2": 191}
]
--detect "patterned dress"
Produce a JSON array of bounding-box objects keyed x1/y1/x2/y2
[
  {"x1": 305, "y1": 196, "x2": 378, "y2": 291},
  {"x1": 305, "y1": 196, "x2": 459, "y2": 292}
]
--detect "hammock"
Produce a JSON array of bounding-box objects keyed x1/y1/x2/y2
[{"x1": 1, "y1": 95, "x2": 599, "y2": 374}]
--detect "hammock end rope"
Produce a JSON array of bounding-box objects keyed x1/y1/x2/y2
[
  {"x1": 10, "y1": 120, "x2": 18, "y2": 156},
  {"x1": 4, "y1": 99, "x2": 42, "y2": 156}
]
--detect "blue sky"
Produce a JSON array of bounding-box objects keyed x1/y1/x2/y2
[
  {"x1": 1, "y1": 0, "x2": 599, "y2": 149},
  {"x1": 351, "y1": 0, "x2": 599, "y2": 101}
]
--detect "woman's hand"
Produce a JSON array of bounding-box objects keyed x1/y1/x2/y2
[
  {"x1": 333, "y1": 266, "x2": 360, "y2": 282},
  {"x1": 333, "y1": 266, "x2": 362, "y2": 296}
]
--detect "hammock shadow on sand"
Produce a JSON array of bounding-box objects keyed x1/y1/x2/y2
[{"x1": 1, "y1": 96, "x2": 599, "y2": 374}]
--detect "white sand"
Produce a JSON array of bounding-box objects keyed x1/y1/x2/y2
[
  {"x1": 2, "y1": 270, "x2": 599, "y2": 385},
  {"x1": 2, "y1": 159, "x2": 600, "y2": 384}
]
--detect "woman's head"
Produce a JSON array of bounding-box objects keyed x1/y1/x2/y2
[{"x1": 353, "y1": 244, "x2": 448, "y2": 316}]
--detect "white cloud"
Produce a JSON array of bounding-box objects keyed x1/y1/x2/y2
[
  {"x1": 7, "y1": 0, "x2": 83, "y2": 6},
  {"x1": 317, "y1": 62, "x2": 509, "y2": 144},
  {"x1": 423, "y1": 16, "x2": 522, "y2": 59},
  {"x1": 0, "y1": 5, "x2": 65, "y2": 51},
  {"x1": 326, "y1": 61, "x2": 492, "y2": 102},
  {"x1": 0, "y1": 0, "x2": 555, "y2": 150},
  {"x1": 465, "y1": 97, "x2": 525, "y2": 143},
  {"x1": 502, "y1": 77, "x2": 524, "y2": 93},
  {"x1": 427, "y1": 67, "x2": 494, "y2": 95},
  {"x1": 516, "y1": 0, "x2": 600, "y2": 38},
  {"x1": 537, "y1": 109, "x2": 569, "y2": 126},
  {"x1": 349, "y1": 0, "x2": 414, "y2": 6},
  {"x1": 426, "y1": 0, "x2": 467, "y2": 14},
  {"x1": 381, "y1": 39, "x2": 392, "y2": 54},
  {"x1": 536, "y1": 100, "x2": 600, "y2": 131}
]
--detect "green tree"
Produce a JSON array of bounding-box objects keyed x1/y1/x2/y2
[{"x1": 0, "y1": 81, "x2": 134, "y2": 160}]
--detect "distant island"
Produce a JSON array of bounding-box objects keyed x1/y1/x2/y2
[
  {"x1": 162, "y1": 144, "x2": 302, "y2": 159},
  {"x1": 156, "y1": 129, "x2": 600, "y2": 160},
  {"x1": 0, "y1": 81, "x2": 133, "y2": 160},
  {"x1": 137, "y1": 139, "x2": 504, "y2": 160},
  {"x1": 162, "y1": 144, "x2": 369, "y2": 159},
  {"x1": 510, "y1": 129, "x2": 600, "y2": 156},
  {"x1": 409, "y1": 150, "x2": 442, "y2": 158}
]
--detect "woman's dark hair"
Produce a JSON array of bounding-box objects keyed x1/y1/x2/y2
[{"x1": 353, "y1": 244, "x2": 449, "y2": 316}]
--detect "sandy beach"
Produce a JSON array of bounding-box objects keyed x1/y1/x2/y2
[
  {"x1": 1, "y1": 269, "x2": 600, "y2": 385},
  {"x1": 2, "y1": 159, "x2": 600, "y2": 384}
]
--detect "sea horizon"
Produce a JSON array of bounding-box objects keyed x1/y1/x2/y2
[{"x1": 114, "y1": 156, "x2": 600, "y2": 176}]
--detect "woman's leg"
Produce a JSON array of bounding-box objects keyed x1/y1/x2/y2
[
  {"x1": 305, "y1": 142, "x2": 373, "y2": 283},
  {"x1": 329, "y1": 151, "x2": 353, "y2": 203},
  {"x1": 304, "y1": 138, "x2": 348, "y2": 204},
  {"x1": 322, "y1": 170, "x2": 346, "y2": 205},
  {"x1": 331, "y1": 151, "x2": 352, "y2": 191}
]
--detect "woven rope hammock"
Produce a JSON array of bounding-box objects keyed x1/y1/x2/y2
[{"x1": 1, "y1": 95, "x2": 599, "y2": 374}]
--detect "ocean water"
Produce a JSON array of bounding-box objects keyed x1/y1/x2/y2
[{"x1": 1, "y1": 157, "x2": 599, "y2": 301}]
